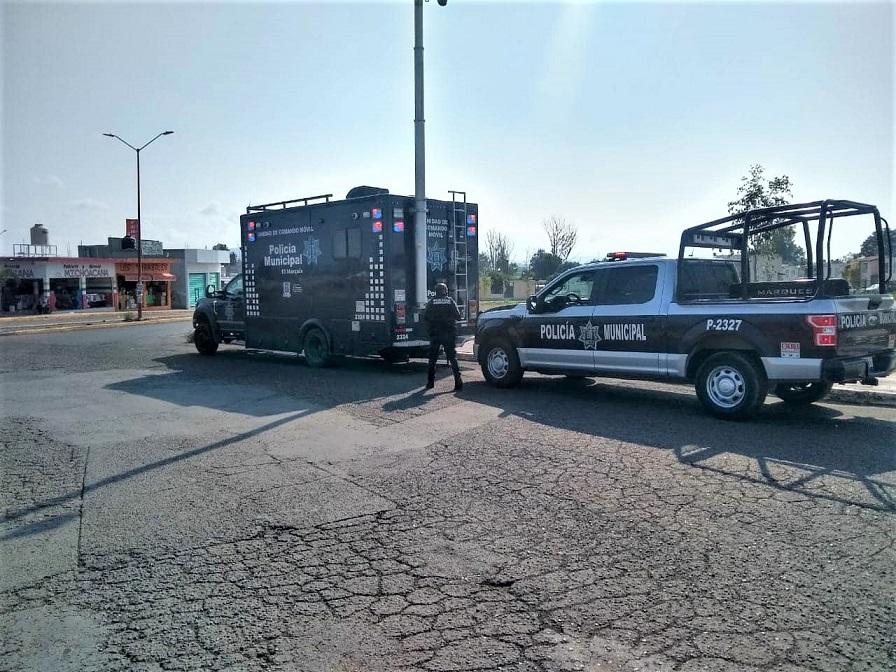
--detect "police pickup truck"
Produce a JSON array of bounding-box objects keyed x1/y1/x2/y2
[{"x1": 475, "y1": 200, "x2": 895, "y2": 419}]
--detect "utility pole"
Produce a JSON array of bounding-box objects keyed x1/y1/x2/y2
[
  {"x1": 413, "y1": 0, "x2": 447, "y2": 307},
  {"x1": 413, "y1": 0, "x2": 427, "y2": 308}
]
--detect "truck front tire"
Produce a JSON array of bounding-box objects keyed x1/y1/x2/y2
[
  {"x1": 774, "y1": 381, "x2": 832, "y2": 405},
  {"x1": 194, "y1": 320, "x2": 218, "y2": 356},
  {"x1": 695, "y1": 351, "x2": 766, "y2": 420},
  {"x1": 303, "y1": 328, "x2": 333, "y2": 368},
  {"x1": 480, "y1": 339, "x2": 523, "y2": 388}
]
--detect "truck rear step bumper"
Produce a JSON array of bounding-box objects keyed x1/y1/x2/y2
[{"x1": 823, "y1": 351, "x2": 896, "y2": 383}]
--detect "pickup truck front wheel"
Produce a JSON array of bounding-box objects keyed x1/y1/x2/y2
[
  {"x1": 774, "y1": 381, "x2": 832, "y2": 405},
  {"x1": 194, "y1": 320, "x2": 218, "y2": 356},
  {"x1": 480, "y1": 339, "x2": 523, "y2": 388},
  {"x1": 695, "y1": 352, "x2": 766, "y2": 420}
]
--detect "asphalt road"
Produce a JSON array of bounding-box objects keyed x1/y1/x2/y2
[{"x1": 1, "y1": 322, "x2": 894, "y2": 672}]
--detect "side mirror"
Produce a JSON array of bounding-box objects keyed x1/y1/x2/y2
[
  {"x1": 526, "y1": 295, "x2": 539, "y2": 313},
  {"x1": 205, "y1": 284, "x2": 217, "y2": 298}
]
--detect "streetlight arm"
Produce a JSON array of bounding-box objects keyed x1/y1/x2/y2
[
  {"x1": 104, "y1": 133, "x2": 139, "y2": 152},
  {"x1": 139, "y1": 130, "x2": 174, "y2": 151}
]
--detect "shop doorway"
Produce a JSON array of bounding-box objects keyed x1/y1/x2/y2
[
  {"x1": 49, "y1": 278, "x2": 81, "y2": 310},
  {"x1": 2, "y1": 278, "x2": 43, "y2": 313},
  {"x1": 188, "y1": 272, "x2": 219, "y2": 308}
]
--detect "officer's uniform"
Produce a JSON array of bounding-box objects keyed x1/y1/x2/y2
[{"x1": 424, "y1": 292, "x2": 462, "y2": 390}]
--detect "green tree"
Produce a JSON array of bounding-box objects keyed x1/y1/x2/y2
[
  {"x1": 528, "y1": 249, "x2": 579, "y2": 280},
  {"x1": 858, "y1": 230, "x2": 895, "y2": 258},
  {"x1": 728, "y1": 164, "x2": 805, "y2": 265},
  {"x1": 528, "y1": 249, "x2": 563, "y2": 280}
]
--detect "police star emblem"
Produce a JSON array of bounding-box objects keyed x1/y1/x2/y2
[
  {"x1": 427, "y1": 243, "x2": 448, "y2": 271},
  {"x1": 578, "y1": 320, "x2": 602, "y2": 350},
  {"x1": 303, "y1": 237, "x2": 322, "y2": 265}
]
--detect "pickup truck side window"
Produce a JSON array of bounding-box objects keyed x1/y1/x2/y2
[
  {"x1": 677, "y1": 260, "x2": 740, "y2": 301},
  {"x1": 597, "y1": 265, "x2": 658, "y2": 305},
  {"x1": 541, "y1": 271, "x2": 597, "y2": 311},
  {"x1": 224, "y1": 275, "x2": 244, "y2": 299}
]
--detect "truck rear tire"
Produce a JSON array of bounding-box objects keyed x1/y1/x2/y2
[
  {"x1": 695, "y1": 352, "x2": 766, "y2": 420},
  {"x1": 774, "y1": 381, "x2": 832, "y2": 405},
  {"x1": 303, "y1": 328, "x2": 333, "y2": 368},
  {"x1": 194, "y1": 320, "x2": 218, "y2": 356},
  {"x1": 480, "y1": 338, "x2": 523, "y2": 388}
]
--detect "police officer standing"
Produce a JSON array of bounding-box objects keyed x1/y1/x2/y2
[{"x1": 424, "y1": 283, "x2": 463, "y2": 391}]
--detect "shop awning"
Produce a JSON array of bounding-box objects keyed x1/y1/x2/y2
[{"x1": 121, "y1": 272, "x2": 176, "y2": 282}]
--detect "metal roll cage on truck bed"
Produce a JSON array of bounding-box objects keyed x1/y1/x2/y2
[
  {"x1": 678, "y1": 199, "x2": 892, "y2": 300},
  {"x1": 475, "y1": 198, "x2": 895, "y2": 419}
]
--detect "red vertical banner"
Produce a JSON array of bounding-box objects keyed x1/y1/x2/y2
[{"x1": 126, "y1": 219, "x2": 139, "y2": 237}]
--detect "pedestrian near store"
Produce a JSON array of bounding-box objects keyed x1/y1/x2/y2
[{"x1": 424, "y1": 282, "x2": 463, "y2": 391}]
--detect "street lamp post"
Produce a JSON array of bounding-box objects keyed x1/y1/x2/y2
[
  {"x1": 103, "y1": 130, "x2": 174, "y2": 320},
  {"x1": 413, "y1": 0, "x2": 447, "y2": 308}
]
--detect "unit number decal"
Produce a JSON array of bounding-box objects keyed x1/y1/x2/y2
[{"x1": 706, "y1": 318, "x2": 742, "y2": 332}]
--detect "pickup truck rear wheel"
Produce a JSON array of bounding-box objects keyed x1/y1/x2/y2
[
  {"x1": 695, "y1": 352, "x2": 766, "y2": 420},
  {"x1": 774, "y1": 381, "x2": 832, "y2": 405},
  {"x1": 194, "y1": 320, "x2": 218, "y2": 356},
  {"x1": 303, "y1": 328, "x2": 333, "y2": 368},
  {"x1": 480, "y1": 338, "x2": 523, "y2": 388}
]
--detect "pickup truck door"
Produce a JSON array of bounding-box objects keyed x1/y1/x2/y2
[
  {"x1": 517, "y1": 270, "x2": 598, "y2": 372},
  {"x1": 214, "y1": 275, "x2": 246, "y2": 335},
  {"x1": 591, "y1": 263, "x2": 663, "y2": 375}
]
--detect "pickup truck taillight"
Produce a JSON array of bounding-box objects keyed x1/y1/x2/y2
[{"x1": 807, "y1": 314, "x2": 838, "y2": 346}]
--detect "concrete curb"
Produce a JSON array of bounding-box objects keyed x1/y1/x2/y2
[
  {"x1": 827, "y1": 387, "x2": 896, "y2": 408},
  {"x1": 0, "y1": 316, "x2": 192, "y2": 337}
]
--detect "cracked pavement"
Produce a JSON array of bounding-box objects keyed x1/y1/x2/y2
[{"x1": 1, "y1": 322, "x2": 895, "y2": 671}]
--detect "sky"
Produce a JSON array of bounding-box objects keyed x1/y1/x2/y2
[{"x1": 1, "y1": 1, "x2": 893, "y2": 264}]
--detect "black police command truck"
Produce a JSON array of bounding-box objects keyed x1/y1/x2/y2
[
  {"x1": 192, "y1": 187, "x2": 478, "y2": 365},
  {"x1": 475, "y1": 200, "x2": 895, "y2": 419}
]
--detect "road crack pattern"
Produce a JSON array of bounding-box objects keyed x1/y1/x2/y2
[{"x1": 3, "y1": 417, "x2": 894, "y2": 671}]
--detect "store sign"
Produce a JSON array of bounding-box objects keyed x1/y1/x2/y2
[
  {"x1": 126, "y1": 219, "x2": 139, "y2": 237},
  {"x1": 1, "y1": 261, "x2": 36, "y2": 279},
  {"x1": 2, "y1": 260, "x2": 116, "y2": 280},
  {"x1": 58, "y1": 263, "x2": 113, "y2": 278},
  {"x1": 115, "y1": 261, "x2": 172, "y2": 276}
]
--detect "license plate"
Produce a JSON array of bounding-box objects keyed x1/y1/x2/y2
[{"x1": 889, "y1": 334, "x2": 896, "y2": 349}]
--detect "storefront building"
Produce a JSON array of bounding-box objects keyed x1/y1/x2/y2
[
  {"x1": 165, "y1": 248, "x2": 230, "y2": 308},
  {"x1": 1, "y1": 256, "x2": 175, "y2": 313},
  {"x1": 113, "y1": 259, "x2": 176, "y2": 310}
]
